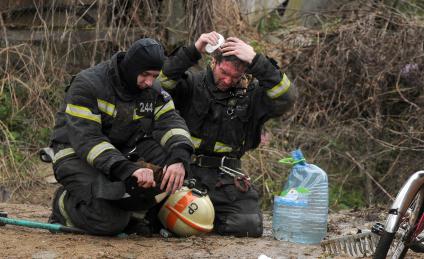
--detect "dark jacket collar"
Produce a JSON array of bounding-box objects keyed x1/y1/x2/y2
[{"x1": 109, "y1": 52, "x2": 140, "y2": 101}]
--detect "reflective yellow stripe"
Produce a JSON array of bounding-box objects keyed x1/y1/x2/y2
[
  {"x1": 214, "y1": 141, "x2": 233, "y2": 153},
  {"x1": 52, "y1": 148, "x2": 76, "y2": 163},
  {"x1": 65, "y1": 104, "x2": 101, "y2": 123},
  {"x1": 154, "y1": 100, "x2": 175, "y2": 120},
  {"x1": 97, "y1": 99, "x2": 116, "y2": 117},
  {"x1": 133, "y1": 110, "x2": 144, "y2": 120},
  {"x1": 266, "y1": 73, "x2": 291, "y2": 99},
  {"x1": 191, "y1": 136, "x2": 202, "y2": 149},
  {"x1": 160, "y1": 128, "x2": 192, "y2": 146},
  {"x1": 158, "y1": 70, "x2": 177, "y2": 90},
  {"x1": 58, "y1": 190, "x2": 74, "y2": 227},
  {"x1": 86, "y1": 141, "x2": 115, "y2": 165}
]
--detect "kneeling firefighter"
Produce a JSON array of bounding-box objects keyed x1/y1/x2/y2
[
  {"x1": 42, "y1": 145, "x2": 215, "y2": 237},
  {"x1": 47, "y1": 38, "x2": 203, "y2": 236}
]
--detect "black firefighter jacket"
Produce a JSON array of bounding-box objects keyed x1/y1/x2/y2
[
  {"x1": 50, "y1": 52, "x2": 194, "y2": 181},
  {"x1": 157, "y1": 45, "x2": 297, "y2": 159}
]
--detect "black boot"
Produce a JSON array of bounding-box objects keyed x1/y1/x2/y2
[
  {"x1": 123, "y1": 204, "x2": 164, "y2": 236},
  {"x1": 123, "y1": 217, "x2": 155, "y2": 236}
]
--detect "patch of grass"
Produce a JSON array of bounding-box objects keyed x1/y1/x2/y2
[
  {"x1": 330, "y1": 185, "x2": 366, "y2": 210},
  {"x1": 257, "y1": 10, "x2": 283, "y2": 34}
]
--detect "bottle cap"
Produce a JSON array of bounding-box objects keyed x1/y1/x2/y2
[
  {"x1": 292, "y1": 149, "x2": 305, "y2": 164},
  {"x1": 205, "y1": 33, "x2": 225, "y2": 54}
]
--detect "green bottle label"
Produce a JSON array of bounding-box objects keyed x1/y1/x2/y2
[{"x1": 278, "y1": 187, "x2": 310, "y2": 207}]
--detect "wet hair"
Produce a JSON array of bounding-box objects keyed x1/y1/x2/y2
[{"x1": 212, "y1": 51, "x2": 248, "y2": 71}]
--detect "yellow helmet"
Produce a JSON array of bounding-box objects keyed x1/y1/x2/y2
[{"x1": 158, "y1": 187, "x2": 215, "y2": 237}]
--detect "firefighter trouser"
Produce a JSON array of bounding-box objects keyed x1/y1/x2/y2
[
  {"x1": 52, "y1": 139, "x2": 168, "y2": 236},
  {"x1": 191, "y1": 165, "x2": 263, "y2": 237}
]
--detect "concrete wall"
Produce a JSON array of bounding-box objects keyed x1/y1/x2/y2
[
  {"x1": 238, "y1": 0, "x2": 338, "y2": 27},
  {"x1": 283, "y1": 0, "x2": 337, "y2": 27},
  {"x1": 239, "y1": 0, "x2": 286, "y2": 25},
  {"x1": 0, "y1": 0, "x2": 96, "y2": 11},
  {"x1": 0, "y1": 0, "x2": 101, "y2": 28}
]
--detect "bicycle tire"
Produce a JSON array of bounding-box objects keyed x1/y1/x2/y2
[
  {"x1": 374, "y1": 231, "x2": 397, "y2": 259},
  {"x1": 373, "y1": 189, "x2": 424, "y2": 259}
]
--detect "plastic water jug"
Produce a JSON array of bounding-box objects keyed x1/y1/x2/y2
[{"x1": 272, "y1": 149, "x2": 328, "y2": 244}]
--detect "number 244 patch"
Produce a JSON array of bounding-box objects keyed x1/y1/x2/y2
[{"x1": 138, "y1": 102, "x2": 153, "y2": 113}]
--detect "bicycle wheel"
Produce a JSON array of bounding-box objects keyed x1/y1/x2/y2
[{"x1": 374, "y1": 189, "x2": 424, "y2": 259}]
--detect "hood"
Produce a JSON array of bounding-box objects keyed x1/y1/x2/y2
[
  {"x1": 109, "y1": 52, "x2": 135, "y2": 101},
  {"x1": 119, "y1": 38, "x2": 165, "y2": 93}
]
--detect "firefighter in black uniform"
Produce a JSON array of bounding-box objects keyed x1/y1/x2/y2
[
  {"x1": 157, "y1": 32, "x2": 297, "y2": 237},
  {"x1": 48, "y1": 38, "x2": 194, "y2": 236}
]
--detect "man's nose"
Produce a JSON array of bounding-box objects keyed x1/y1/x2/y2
[
  {"x1": 145, "y1": 78, "x2": 154, "y2": 87},
  {"x1": 223, "y1": 77, "x2": 232, "y2": 85}
]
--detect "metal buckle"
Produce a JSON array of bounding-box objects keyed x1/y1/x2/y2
[
  {"x1": 220, "y1": 156, "x2": 227, "y2": 168},
  {"x1": 183, "y1": 179, "x2": 208, "y2": 196},
  {"x1": 226, "y1": 107, "x2": 234, "y2": 116},
  {"x1": 219, "y1": 156, "x2": 250, "y2": 180}
]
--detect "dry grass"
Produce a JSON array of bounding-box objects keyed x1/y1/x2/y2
[
  {"x1": 1, "y1": 0, "x2": 422, "y2": 208},
  {"x1": 248, "y1": 1, "x2": 424, "y2": 208},
  {"x1": 0, "y1": 0, "x2": 242, "y2": 193}
]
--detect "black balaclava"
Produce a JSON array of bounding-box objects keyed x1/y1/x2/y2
[{"x1": 119, "y1": 38, "x2": 165, "y2": 92}]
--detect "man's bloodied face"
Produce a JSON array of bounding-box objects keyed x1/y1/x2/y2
[{"x1": 212, "y1": 60, "x2": 245, "y2": 92}]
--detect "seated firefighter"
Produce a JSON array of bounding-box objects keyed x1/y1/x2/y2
[
  {"x1": 48, "y1": 38, "x2": 194, "y2": 236},
  {"x1": 157, "y1": 31, "x2": 297, "y2": 237}
]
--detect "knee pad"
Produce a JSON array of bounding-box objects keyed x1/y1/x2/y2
[{"x1": 215, "y1": 213, "x2": 263, "y2": 237}]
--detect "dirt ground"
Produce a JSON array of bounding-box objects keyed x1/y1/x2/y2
[
  {"x1": 0, "y1": 200, "x2": 362, "y2": 259},
  {"x1": 0, "y1": 166, "x2": 422, "y2": 259}
]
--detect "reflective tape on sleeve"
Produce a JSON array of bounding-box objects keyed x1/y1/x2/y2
[
  {"x1": 160, "y1": 128, "x2": 192, "y2": 146},
  {"x1": 191, "y1": 136, "x2": 202, "y2": 149},
  {"x1": 86, "y1": 141, "x2": 115, "y2": 165},
  {"x1": 52, "y1": 148, "x2": 76, "y2": 164},
  {"x1": 154, "y1": 100, "x2": 175, "y2": 120},
  {"x1": 214, "y1": 141, "x2": 233, "y2": 153},
  {"x1": 266, "y1": 73, "x2": 291, "y2": 99},
  {"x1": 97, "y1": 99, "x2": 116, "y2": 117},
  {"x1": 65, "y1": 104, "x2": 101, "y2": 123},
  {"x1": 158, "y1": 70, "x2": 177, "y2": 90}
]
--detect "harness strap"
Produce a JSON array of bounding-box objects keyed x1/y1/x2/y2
[
  {"x1": 191, "y1": 155, "x2": 241, "y2": 169},
  {"x1": 234, "y1": 176, "x2": 251, "y2": 193},
  {"x1": 215, "y1": 176, "x2": 251, "y2": 193}
]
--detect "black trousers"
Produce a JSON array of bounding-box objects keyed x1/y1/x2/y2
[
  {"x1": 52, "y1": 139, "x2": 167, "y2": 236},
  {"x1": 191, "y1": 165, "x2": 263, "y2": 237}
]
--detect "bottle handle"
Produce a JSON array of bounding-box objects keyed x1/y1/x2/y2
[{"x1": 278, "y1": 157, "x2": 306, "y2": 165}]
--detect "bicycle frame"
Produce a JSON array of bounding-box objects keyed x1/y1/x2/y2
[
  {"x1": 384, "y1": 171, "x2": 424, "y2": 233},
  {"x1": 412, "y1": 210, "x2": 424, "y2": 240}
]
